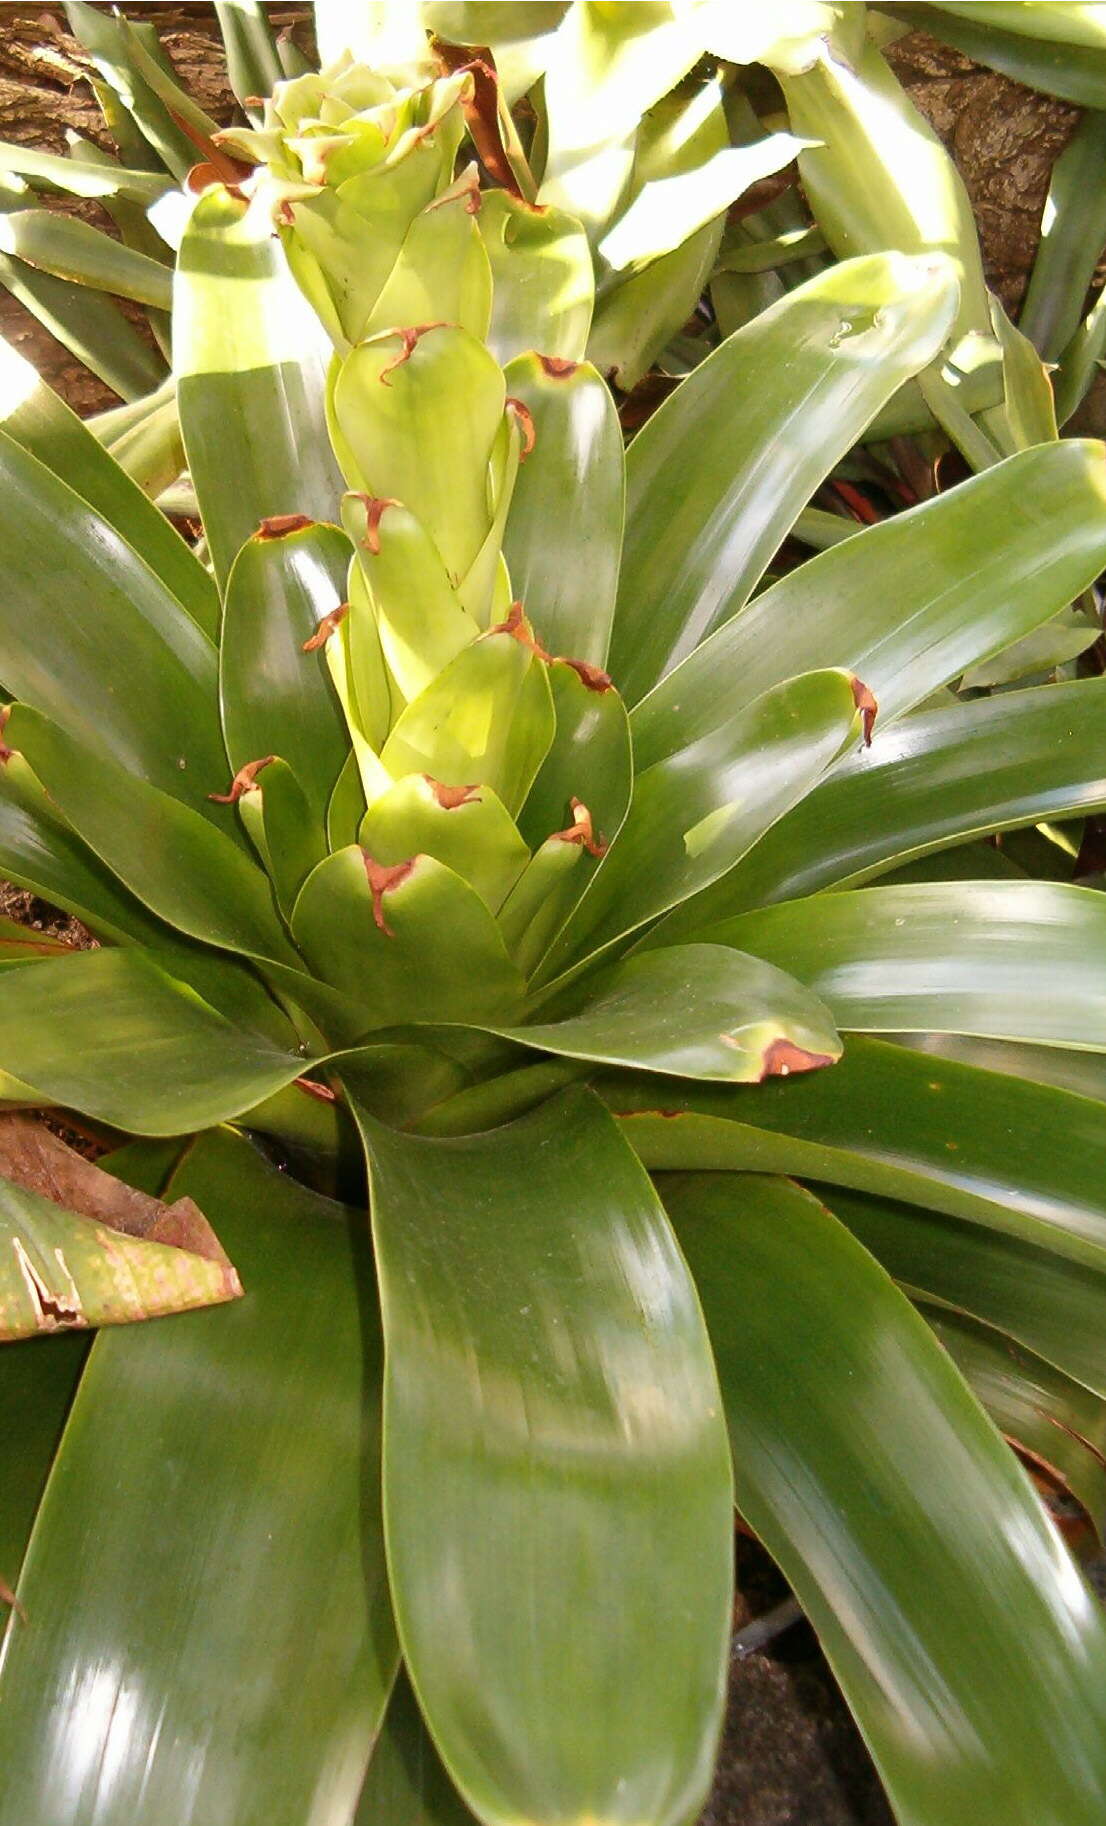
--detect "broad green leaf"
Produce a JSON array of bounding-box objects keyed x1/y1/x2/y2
[
  {"x1": 502, "y1": 352, "x2": 624, "y2": 668},
  {"x1": 423, "y1": 3, "x2": 570, "y2": 104},
  {"x1": 0, "y1": 342, "x2": 216, "y2": 637},
  {"x1": 920, "y1": 1303, "x2": 1106, "y2": 1537},
  {"x1": 341, "y1": 493, "x2": 480, "y2": 704},
  {"x1": 823, "y1": 1184, "x2": 1106, "y2": 1401},
  {"x1": 0, "y1": 140, "x2": 169, "y2": 203},
  {"x1": 63, "y1": 0, "x2": 199, "y2": 177},
  {"x1": 974, "y1": 293, "x2": 1058, "y2": 460},
  {"x1": 0, "y1": 752, "x2": 173, "y2": 946},
  {"x1": 539, "y1": 1, "x2": 703, "y2": 238},
  {"x1": 585, "y1": 74, "x2": 728, "y2": 393},
  {"x1": 365, "y1": 171, "x2": 492, "y2": 345},
  {"x1": 0, "y1": 1172, "x2": 241, "y2": 1341},
  {"x1": 332, "y1": 325, "x2": 505, "y2": 589},
  {"x1": 540, "y1": 669, "x2": 863, "y2": 979},
  {"x1": 221, "y1": 520, "x2": 352, "y2": 822},
  {"x1": 0, "y1": 1333, "x2": 87, "y2": 1599},
  {"x1": 1021, "y1": 109, "x2": 1106, "y2": 358},
  {"x1": 891, "y1": 1031, "x2": 1106, "y2": 1106},
  {"x1": 886, "y1": 2, "x2": 1106, "y2": 108},
  {"x1": 517, "y1": 662, "x2": 632, "y2": 855},
  {"x1": 358, "y1": 1085, "x2": 732, "y2": 1826},
  {"x1": 0, "y1": 1130, "x2": 397, "y2": 1825},
  {"x1": 713, "y1": 881, "x2": 1106, "y2": 1049},
  {"x1": 1057, "y1": 281, "x2": 1106, "y2": 424},
  {"x1": 586, "y1": 216, "x2": 719, "y2": 393},
  {"x1": 0, "y1": 210, "x2": 171, "y2": 309},
  {"x1": 703, "y1": 679, "x2": 1106, "y2": 915},
  {"x1": 0, "y1": 949, "x2": 310, "y2": 1134},
  {"x1": 0, "y1": 428, "x2": 225, "y2": 807},
  {"x1": 359, "y1": 775, "x2": 529, "y2": 914},
  {"x1": 380, "y1": 622, "x2": 555, "y2": 818},
  {"x1": 237, "y1": 756, "x2": 325, "y2": 917},
  {"x1": 688, "y1": 0, "x2": 841, "y2": 70},
  {"x1": 668, "y1": 1171, "x2": 1106, "y2": 1826},
  {"x1": 503, "y1": 943, "x2": 841, "y2": 1080},
  {"x1": 632, "y1": 440, "x2": 1106, "y2": 772},
  {"x1": 599, "y1": 130, "x2": 808, "y2": 273},
  {"x1": 775, "y1": 33, "x2": 990, "y2": 344},
  {"x1": 604, "y1": 1036, "x2": 1106, "y2": 1270},
  {"x1": 959, "y1": 613, "x2": 1096, "y2": 689},
  {"x1": 213, "y1": 0, "x2": 283, "y2": 111},
  {"x1": 480, "y1": 191, "x2": 592, "y2": 364},
  {"x1": 8, "y1": 707, "x2": 295, "y2": 965},
  {"x1": 0, "y1": 245, "x2": 166, "y2": 402},
  {"x1": 175, "y1": 188, "x2": 342, "y2": 587},
  {"x1": 609, "y1": 251, "x2": 959, "y2": 704},
  {"x1": 292, "y1": 846, "x2": 525, "y2": 1028},
  {"x1": 355, "y1": 1669, "x2": 477, "y2": 1825}
]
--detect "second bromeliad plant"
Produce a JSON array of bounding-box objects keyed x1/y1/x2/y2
[{"x1": 5, "y1": 19, "x2": 1106, "y2": 1826}]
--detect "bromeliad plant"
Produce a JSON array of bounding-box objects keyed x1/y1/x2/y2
[{"x1": 7, "y1": 18, "x2": 1106, "y2": 1826}]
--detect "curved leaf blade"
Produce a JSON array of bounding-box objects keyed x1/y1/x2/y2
[
  {"x1": 175, "y1": 189, "x2": 343, "y2": 586},
  {"x1": 668, "y1": 1171, "x2": 1106, "y2": 1826},
  {"x1": 0, "y1": 1130, "x2": 396, "y2": 1825},
  {"x1": 609, "y1": 250, "x2": 959, "y2": 704},
  {"x1": 713, "y1": 881, "x2": 1106, "y2": 1048},
  {"x1": 357, "y1": 1086, "x2": 733, "y2": 1826},
  {"x1": 633, "y1": 439, "x2": 1106, "y2": 774}
]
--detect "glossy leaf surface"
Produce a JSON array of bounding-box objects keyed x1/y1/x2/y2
[
  {"x1": 669, "y1": 1171, "x2": 1106, "y2": 1826},
  {"x1": 710, "y1": 680, "x2": 1106, "y2": 914},
  {"x1": 632, "y1": 440, "x2": 1106, "y2": 772},
  {"x1": 609, "y1": 251, "x2": 958, "y2": 703},
  {"x1": 825, "y1": 1178, "x2": 1106, "y2": 1402},
  {"x1": 542, "y1": 669, "x2": 862, "y2": 976},
  {"x1": 0, "y1": 950, "x2": 306, "y2": 1134},
  {"x1": 359, "y1": 1086, "x2": 732, "y2": 1826},
  {"x1": 716, "y1": 881, "x2": 1106, "y2": 1047},
  {"x1": 606, "y1": 1037, "x2": 1106, "y2": 1269},
  {"x1": 220, "y1": 521, "x2": 351, "y2": 823},
  {"x1": 501, "y1": 352, "x2": 624, "y2": 668},
  {"x1": 0, "y1": 427, "x2": 223, "y2": 806},
  {"x1": 918, "y1": 1303, "x2": 1106, "y2": 1532},
  {"x1": 292, "y1": 847, "x2": 525, "y2": 1029},
  {"x1": 9, "y1": 708, "x2": 293, "y2": 963},
  {"x1": 0, "y1": 342, "x2": 216, "y2": 638},
  {"x1": 0, "y1": 1130, "x2": 396, "y2": 1826},
  {"x1": 175, "y1": 189, "x2": 342, "y2": 585},
  {"x1": 505, "y1": 943, "x2": 840, "y2": 1080}
]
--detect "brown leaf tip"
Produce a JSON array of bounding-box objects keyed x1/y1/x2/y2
[
  {"x1": 505, "y1": 397, "x2": 537, "y2": 460},
  {"x1": 553, "y1": 798, "x2": 608, "y2": 858},
  {"x1": 0, "y1": 1575, "x2": 26, "y2": 1623},
  {"x1": 426, "y1": 777, "x2": 480, "y2": 809},
  {"x1": 294, "y1": 1076, "x2": 338, "y2": 1103},
  {"x1": 558, "y1": 656, "x2": 613, "y2": 693},
  {"x1": 257, "y1": 513, "x2": 315, "y2": 540},
  {"x1": 489, "y1": 600, "x2": 552, "y2": 661},
  {"x1": 302, "y1": 603, "x2": 349, "y2": 651},
  {"x1": 0, "y1": 703, "x2": 13, "y2": 765},
  {"x1": 208, "y1": 755, "x2": 276, "y2": 804},
  {"x1": 378, "y1": 323, "x2": 448, "y2": 384},
  {"x1": 186, "y1": 161, "x2": 247, "y2": 199},
  {"x1": 538, "y1": 355, "x2": 579, "y2": 380},
  {"x1": 362, "y1": 851, "x2": 416, "y2": 936},
  {"x1": 357, "y1": 496, "x2": 400, "y2": 555},
  {"x1": 757, "y1": 1039, "x2": 836, "y2": 1081},
  {"x1": 850, "y1": 678, "x2": 878, "y2": 747}
]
